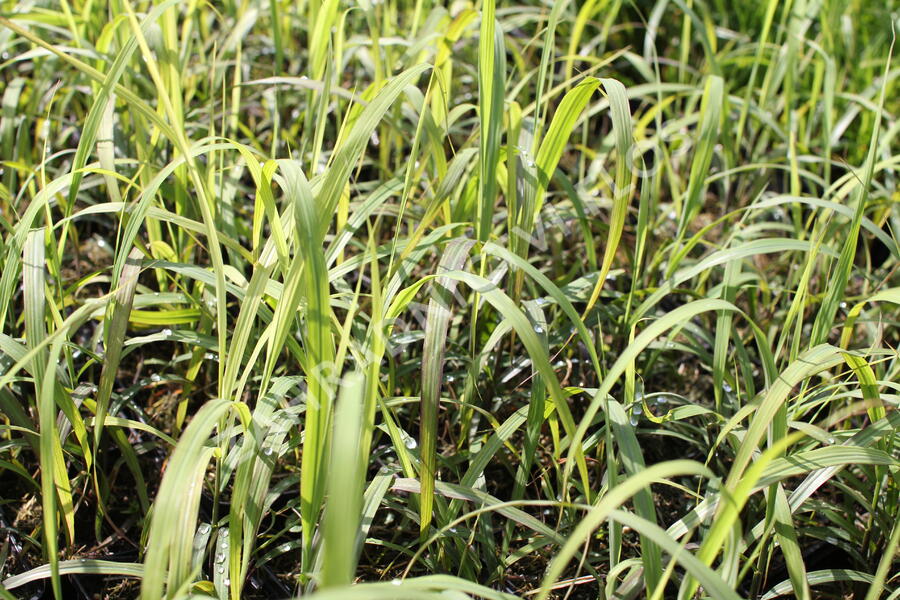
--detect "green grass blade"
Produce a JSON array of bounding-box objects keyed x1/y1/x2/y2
[
  {"x1": 419, "y1": 238, "x2": 474, "y2": 536},
  {"x1": 477, "y1": 0, "x2": 504, "y2": 243},
  {"x1": 283, "y1": 160, "x2": 337, "y2": 574},
  {"x1": 672, "y1": 74, "x2": 724, "y2": 260},
  {"x1": 94, "y1": 247, "x2": 142, "y2": 449},
  {"x1": 321, "y1": 371, "x2": 366, "y2": 588},
  {"x1": 140, "y1": 399, "x2": 248, "y2": 600},
  {"x1": 811, "y1": 38, "x2": 892, "y2": 346}
]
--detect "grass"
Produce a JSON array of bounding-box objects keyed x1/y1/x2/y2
[{"x1": 0, "y1": 0, "x2": 898, "y2": 598}]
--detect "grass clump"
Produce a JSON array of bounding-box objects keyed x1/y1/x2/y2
[{"x1": 0, "y1": 1, "x2": 898, "y2": 599}]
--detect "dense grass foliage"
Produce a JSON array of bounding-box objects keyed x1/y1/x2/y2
[{"x1": 0, "y1": 1, "x2": 898, "y2": 598}]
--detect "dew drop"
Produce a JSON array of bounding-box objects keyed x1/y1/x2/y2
[
  {"x1": 448, "y1": 527, "x2": 457, "y2": 533},
  {"x1": 534, "y1": 325, "x2": 544, "y2": 334},
  {"x1": 722, "y1": 382, "x2": 733, "y2": 393},
  {"x1": 217, "y1": 565, "x2": 225, "y2": 574},
  {"x1": 161, "y1": 328, "x2": 172, "y2": 337},
  {"x1": 391, "y1": 579, "x2": 402, "y2": 586},
  {"x1": 630, "y1": 414, "x2": 639, "y2": 426},
  {"x1": 667, "y1": 210, "x2": 677, "y2": 220},
  {"x1": 198, "y1": 523, "x2": 211, "y2": 534},
  {"x1": 839, "y1": 301, "x2": 847, "y2": 309},
  {"x1": 224, "y1": 578, "x2": 231, "y2": 586},
  {"x1": 404, "y1": 435, "x2": 417, "y2": 450},
  {"x1": 446, "y1": 374, "x2": 455, "y2": 383},
  {"x1": 535, "y1": 297, "x2": 548, "y2": 306},
  {"x1": 150, "y1": 373, "x2": 161, "y2": 382},
  {"x1": 633, "y1": 404, "x2": 643, "y2": 416},
  {"x1": 263, "y1": 447, "x2": 273, "y2": 456},
  {"x1": 280, "y1": 544, "x2": 291, "y2": 552},
  {"x1": 215, "y1": 552, "x2": 226, "y2": 563}
]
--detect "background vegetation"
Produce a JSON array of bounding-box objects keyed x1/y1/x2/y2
[{"x1": 0, "y1": 0, "x2": 898, "y2": 598}]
